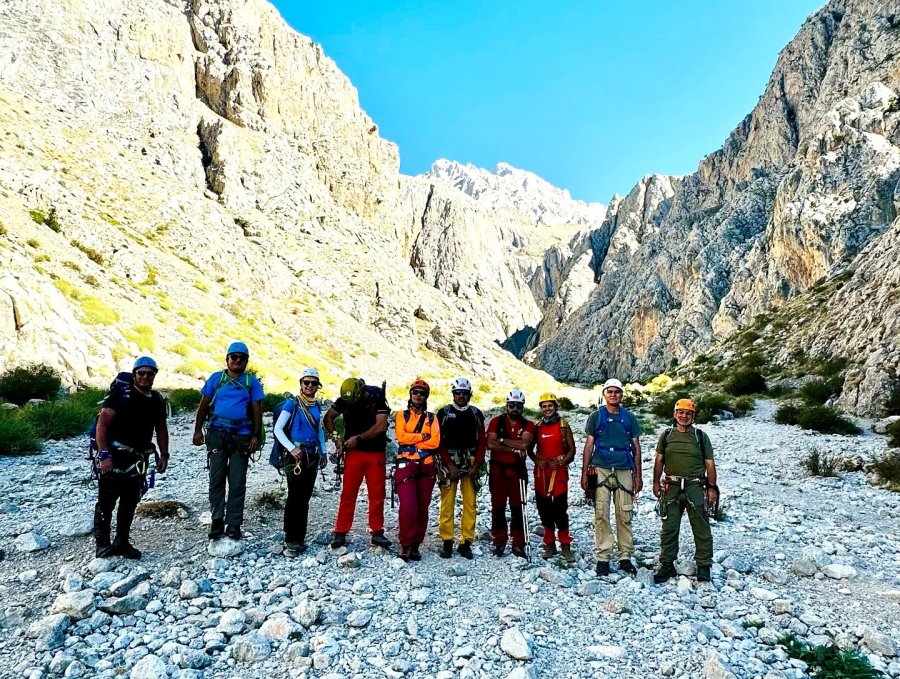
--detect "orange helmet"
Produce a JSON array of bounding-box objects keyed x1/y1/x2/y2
[
  {"x1": 674, "y1": 398, "x2": 696, "y2": 413},
  {"x1": 409, "y1": 379, "x2": 430, "y2": 397}
]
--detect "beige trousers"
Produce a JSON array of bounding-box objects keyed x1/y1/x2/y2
[{"x1": 592, "y1": 467, "x2": 633, "y2": 561}]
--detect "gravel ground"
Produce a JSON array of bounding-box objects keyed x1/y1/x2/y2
[{"x1": 0, "y1": 401, "x2": 898, "y2": 679}]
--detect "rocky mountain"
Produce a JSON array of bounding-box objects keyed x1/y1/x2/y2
[
  {"x1": 529, "y1": 0, "x2": 900, "y2": 415},
  {"x1": 0, "y1": 0, "x2": 595, "y2": 399}
]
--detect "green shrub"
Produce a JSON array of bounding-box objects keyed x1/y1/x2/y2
[
  {"x1": 0, "y1": 363, "x2": 62, "y2": 405},
  {"x1": 796, "y1": 405, "x2": 861, "y2": 435},
  {"x1": 886, "y1": 420, "x2": 900, "y2": 449},
  {"x1": 774, "y1": 403, "x2": 801, "y2": 425},
  {"x1": 26, "y1": 238, "x2": 40, "y2": 248},
  {"x1": 733, "y1": 396, "x2": 756, "y2": 417},
  {"x1": 70, "y1": 239, "x2": 105, "y2": 265},
  {"x1": 557, "y1": 396, "x2": 575, "y2": 411},
  {"x1": 737, "y1": 330, "x2": 761, "y2": 347},
  {"x1": 766, "y1": 383, "x2": 795, "y2": 399},
  {"x1": 261, "y1": 392, "x2": 289, "y2": 413},
  {"x1": 736, "y1": 352, "x2": 768, "y2": 369},
  {"x1": 167, "y1": 389, "x2": 201, "y2": 414},
  {"x1": 29, "y1": 209, "x2": 46, "y2": 224},
  {"x1": 0, "y1": 411, "x2": 41, "y2": 455},
  {"x1": 799, "y1": 379, "x2": 838, "y2": 405},
  {"x1": 883, "y1": 383, "x2": 900, "y2": 416},
  {"x1": 45, "y1": 207, "x2": 61, "y2": 232},
  {"x1": 778, "y1": 633, "x2": 885, "y2": 679},
  {"x1": 815, "y1": 357, "x2": 848, "y2": 379},
  {"x1": 724, "y1": 369, "x2": 766, "y2": 396},
  {"x1": 872, "y1": 448, "x2": 900, "y2": 488},
  {"x1": 802, "y1": 447, "x2": 839, "y2": 477},
  {"x1": 21, "y1": 394, "x2": 98, "y2": 440},
  {"x1": 253, "y1": 488, "x2": 285, "y2": 509},
  {"x1": 694, "y1": 393, "x2": 737, "y2": 424}
]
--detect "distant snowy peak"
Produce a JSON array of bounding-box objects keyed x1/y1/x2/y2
[{"x1": 422, "y1": 159, "x2": 606, "y2": 228}]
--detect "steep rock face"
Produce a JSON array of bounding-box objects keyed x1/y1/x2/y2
[
  {"x1": 533, "y1": 0, "x2": 900, "y2": 413},
  {"x1": 407, "y1": 161, "x2": 607, "y2": 348},
  {"x1": 0, "y1": 0, "x2": 556, "y2": 391}
]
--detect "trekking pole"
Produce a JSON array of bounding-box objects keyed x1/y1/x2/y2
[{"x1": 519, "y1": 476, "x2": 531, "y2": 562}]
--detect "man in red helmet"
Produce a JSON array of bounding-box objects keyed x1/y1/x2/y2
[{"x1": 652, "y1": 398, "x2": 717, "y2": 584}]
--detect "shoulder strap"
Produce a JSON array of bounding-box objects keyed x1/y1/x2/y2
[
  {"x1": 620, "y1": 407, "x2": 634, "y2": 439},
  {"x1": 694, "y1": 427, "x2": 708, "y2": 458},
  {"x1": 412, "y1": 410, "x2": 427, "y2": 434},
  {"x1": 295, "y1": 398, "x2": 317, "y2": 432},
  {"x1": 559, "y1": 417, "x2": 569, "y2": 429}
]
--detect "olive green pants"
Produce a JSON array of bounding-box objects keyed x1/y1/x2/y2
[{"x1": 658, "y1": 482, "x2": 713, "y2": 566}]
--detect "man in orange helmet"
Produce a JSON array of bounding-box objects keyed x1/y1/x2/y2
[{"x1": 651, "y1": 398, "x2": 718, "y2": 584}]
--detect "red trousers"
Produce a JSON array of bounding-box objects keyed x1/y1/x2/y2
[
  {"x1": 395, "y1": 460, "x2": 436, "y2": 546},
  {"x1": 489, "y1": 464, "x2": 525, "y2": 547},
  {"x1": 334, "y1": 450, "x2": 386, "y2": 534}
]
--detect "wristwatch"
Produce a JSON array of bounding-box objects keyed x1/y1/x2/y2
[{"x1": 499, "y1": 437, "x2": 504, "y2": 445}]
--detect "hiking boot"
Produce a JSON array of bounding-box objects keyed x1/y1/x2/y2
[
  {"x1": 398, "y1": 545, "x2": 411, "y2": 562},
  {"x1": 654, "y1": 562, "x2": 677, "y2": 584},
  {"x1": 284, "y1": 541, "x2": 306, "y2": 558},
  {"x1": 95, "y1": 543, "x2": 116, "y2": 558},
  {"x1": 560, "y1": 544, "x2": 576, "y2": 564},
  {"x1": 619, "y1": 559, "x2": 637, "y2": 575},
  {"x1": 114, "y1": 541, "x2": 142, "y2": 560},
  {"x1": 540, "y1": 542, "x2": 558, "y2": 560},
  {"x1": 595, "y1": 561, "x2": 611, "y2": 577},
  {"x1": 511, "y1": 546, "x2": 528, "y2": 559},
  {"x1": 208, "y1": 518, "x2": 225, "y2": 540},
  {"x1": 697, "y1": 565, "x2": 711, "y2": 582},
  {"x1": 493, "y1": 544, "x2": 505, "y2": 558},
  {"x1": 409, "y1": 544, "x2": 422, "y2": 561},
  {"x1": 225, "y1": 525, "x2": 242, "y2": 540},
  {"x1": 439, "y1": 540, "x2": 454, "y2": 559},
  {"x1": 330, "y1": 532, "x2": 347, "y2": 549},
  {"x1": 370, "y1": 531, "x2": 392, "y2": 549},
  {"x1": 457, "y1": 541, "x2": 473, "y2": 560}
]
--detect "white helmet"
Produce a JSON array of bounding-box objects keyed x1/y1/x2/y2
[
  {"x1": 451, "y1": 377, "x2": 472, "y2": 393},
  {"x1": 506, "y1": 389, "x2": 526, "y2": 404},
  {"x1": 602, "y1": 378, "x2": 624, "y2": 393},
  {"x1": 300, "y1": 367, "x2": 321, "y2": 384}
]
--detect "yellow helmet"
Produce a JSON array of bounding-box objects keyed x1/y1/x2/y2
[
  {"x1": 538, "y1": 392, "x2": 558, "y2": 405},
  {"x1": 674, "y1": 398, "x2": 696, "y2": 413}
]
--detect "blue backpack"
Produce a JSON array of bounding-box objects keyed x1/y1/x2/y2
[{"x1": 591, "y1": 406, "x2": 636, "y2": 470}]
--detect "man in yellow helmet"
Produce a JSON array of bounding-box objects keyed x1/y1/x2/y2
[{"x1": 651, "y1": 398, "x2": 718, "y2": 584}]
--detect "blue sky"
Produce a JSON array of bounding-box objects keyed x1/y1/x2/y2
[{"x1": 273, "y1": 1, "x2": 824, "y2": 204}]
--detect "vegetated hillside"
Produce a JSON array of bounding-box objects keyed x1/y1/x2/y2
[
  {"x1": 530, "y1": 0, "x2": 900, "y2": 416},
  {"x1": 0, "y1": 0, "x2": 595, "y2": 400}
]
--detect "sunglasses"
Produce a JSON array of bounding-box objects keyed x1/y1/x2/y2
[
  {"x1": 301, "y1": 380, "x2": 320, "y2": 387},
  {"x1": 134, "y1": 370, "x2": 156, "y2": 377},
  {"x1": 506, "y1": 402, "x2": 524, "y2": 409},
  {"x1": 410, "y1": 389, "x2": 428, "y2": 396},
  {"x1": 227, "y1": 354, "x2": 248, "y2": 362},
  {"x1": 452, "y1": 390, "x2": 470, "y2": 396}
]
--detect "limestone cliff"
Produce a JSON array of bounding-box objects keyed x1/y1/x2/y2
[
  {"x1": 531, "y1": 0, "x2": 900, "y2": 415},
  {"x1": 0, "y1": 0, "x2": 566, "y2": 396}
]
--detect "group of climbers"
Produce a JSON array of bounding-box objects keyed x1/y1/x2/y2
[{"x1": 91, "y1": 346, "x2": 719, "y2": 585}]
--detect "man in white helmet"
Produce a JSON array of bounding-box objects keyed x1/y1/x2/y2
[
  {"x1": 486, "y1": 389, "x2": 535, "y2": 558},
  {"x1": 435, "y1": 378, "x2": 486, "y2": 559},
  {"x1": 581, "y1": 378, "x2": 643, "y2": 576}
]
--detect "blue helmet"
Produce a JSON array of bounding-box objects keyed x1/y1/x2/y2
[
  {"x1": 226, "y1": 341, "x2": 249, "y2": 356},
  {"x1": 133, "y1": 356, "x2": 158, "y2": 372}
]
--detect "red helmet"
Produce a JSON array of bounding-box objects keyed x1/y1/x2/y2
[{"x1": 409, "y1": 379, "x2": 430, "y2": 397}]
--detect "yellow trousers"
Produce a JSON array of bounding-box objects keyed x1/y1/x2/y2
[{"x1": 438, "y1": 476, "x2": 477, "y2": 543}]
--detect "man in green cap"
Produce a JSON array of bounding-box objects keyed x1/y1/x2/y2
[{"x1": 324, "y1": 377, "x2": 391, "y2": 549}]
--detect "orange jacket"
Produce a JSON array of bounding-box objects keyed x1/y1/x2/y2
[{"x1": 395, "y1": 409, "x2": 441, "y2": 462}]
